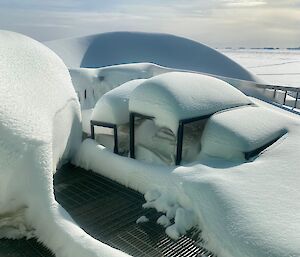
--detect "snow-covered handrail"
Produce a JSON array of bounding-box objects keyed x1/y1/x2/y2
[{"x1": 165, "y1": 67, "x2": 300, "y2": 112}]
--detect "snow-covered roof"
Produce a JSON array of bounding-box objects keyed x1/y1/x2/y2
[
  {"x1": 92, "y1": 79, "x2": 146, "y2": 125},
  {"x1": 129, "y1": 72, "x2": 252, "y2": 134}
]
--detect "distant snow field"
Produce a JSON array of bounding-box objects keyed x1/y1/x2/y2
[{"x1": 221, "y1": 49, "x2": 300, "y2": 87}]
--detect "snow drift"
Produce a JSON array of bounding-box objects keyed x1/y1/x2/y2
[
  {"x1": 74, "y1": 93, "x2": 300, "y2": 257},
  {"x1": 0, "y1": 30, "x2": 128, "y2": 257},
  {"x1": 46, "y1": 31, "x2": 260, "y2": 82}
]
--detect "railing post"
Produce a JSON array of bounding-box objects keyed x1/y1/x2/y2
[
  {"x1": 283, "y1": 91, "x2": 287, "y2": 105},
  {"x1": 113, "y1": 125, "x2": 119, "y2": 154},
  {"x1": 91, "y1": 122, "x2": 95, "y2": 139},
  {"x1": 294, "y1": 92, "x2": 299, "y2": 109},
  {"x1": 273, "y1": 89, "x2": 277, "y2": 99},
  {"x1": 129, "y1": 113, "x2": 135, "y2": 159},
  {"x1": 176, "y1": 122, "x2": 184, "y2": 166}
]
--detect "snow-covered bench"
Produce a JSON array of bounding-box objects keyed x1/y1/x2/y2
[
  {"x1": 201, "y1": 106, "x2": 287, "y2": 161},
  {"x1": 90, "y1": 79, "x2": 146, "y2": 153},
  {"x1": 129, "y1": 72, "x2": 253, "y2": 165}
]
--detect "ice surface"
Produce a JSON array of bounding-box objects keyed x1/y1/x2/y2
[
  {"x1": 46, "y1": 32, "x2": 260, "y2": 82},
  {"x1": 92, "y1": 79, "x2": 146, "y2": 124},
  {"x1": 0, "y1": 31, "x2": 128, "y2": 257},
  {"x1": 74, "y1": 97, "x2": 300, "y2": 257},
  {"x1": 129, "y1": 72, "x2": 252, "y2": 134}
]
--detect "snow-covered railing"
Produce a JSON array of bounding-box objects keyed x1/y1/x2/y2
[
  {"x1": 71, "y1": 62, "x2": 300, "y2": 115},
  {"x1": 167, "y1": 68, "x2": 300, "y2": 113},
  {"x1": 253, "y1": 83, "x2": 300, "y2": 108}
]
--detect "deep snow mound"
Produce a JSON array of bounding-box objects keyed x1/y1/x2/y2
[
  {"x1": 129, "y1": 72, "x2": 252, "y2": 134},
  {"x1": 0, "y1": 30, "x2": 81, "y2": 171},
  {"x1": 46, "y1": 31, "x2": 259, "y2": 82},
  {"x1": 0, "y1": 31, "x2": 128, "y2": 257}
]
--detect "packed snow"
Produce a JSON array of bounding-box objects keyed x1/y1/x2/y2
[
  {"x1": 0, "y1": 31, "x2": 129, "y2": 257},
  {"x1": 129, "y1": 72, "x2": 252, "y2": 134}
]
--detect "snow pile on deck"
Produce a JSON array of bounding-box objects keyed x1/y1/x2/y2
[
  {"x1": 130, "y1": 72, "x2": 252, "y2": 134},
  {"x1": 46, "y1": 31, "x2": 260, "y2": 82},
  {"x1": 74, "y1": 96, "x2": 300, "y2": 257},
  {"x1": 142, "y1": 189, "x2": 198, "y2": 240},
  {"x1": 0, "y1": 31, "x2": 128, "y2": 257}
]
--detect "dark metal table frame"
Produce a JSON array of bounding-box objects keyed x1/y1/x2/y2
[
  {"x1": 129, "y1": 112, "x2": 212, "y2": 165},
  {"x1": 90, "y1": 120, "x2": 119, "y2": 154}
]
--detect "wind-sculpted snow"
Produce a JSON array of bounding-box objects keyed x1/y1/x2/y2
[
  {"x1": 0, "y1": 31, "x2": 129, "y2": 257},
  {"x1": 46, "y1": 32, "x2": 260, "y2": 82}
]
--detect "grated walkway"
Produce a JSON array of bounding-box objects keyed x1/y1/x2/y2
[{"x1": 0, "y1": 164, "x2": 215, "y2": 257}]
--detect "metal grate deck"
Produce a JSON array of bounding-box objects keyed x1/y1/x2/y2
[{"x1": 0, "y1": 164, "x2": 215, "y2": 257}]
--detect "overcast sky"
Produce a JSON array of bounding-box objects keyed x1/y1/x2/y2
[{"x1": 0, "y1": 0, "x2": 299, "y2": 47}]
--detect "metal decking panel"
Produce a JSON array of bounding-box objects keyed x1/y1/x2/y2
[{"x1": 0, "y1": 164, "x2": 215, "y2": 257}]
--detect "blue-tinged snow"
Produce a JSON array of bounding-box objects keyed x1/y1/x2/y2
[{"x1": 46, "y1": 31, "x2": 261, "y2": 82}]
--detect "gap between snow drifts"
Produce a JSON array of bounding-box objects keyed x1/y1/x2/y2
[{"x1": 137, "y1": 189, "x2": 198, "y2": 240}]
